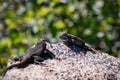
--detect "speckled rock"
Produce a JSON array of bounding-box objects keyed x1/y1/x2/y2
[{"x1": 2, "y1": 41, "x2": 120, "y2": 80}]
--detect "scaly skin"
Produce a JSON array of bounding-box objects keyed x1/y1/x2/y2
[
  {"x1": 59, "y1": 32, "x2": 96, "y2": 53},
  {"x1": 3, "y1": 40, "x2": 46, "y2": 76}
]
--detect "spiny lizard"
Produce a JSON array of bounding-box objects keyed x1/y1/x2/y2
[
  {"x1": 3, "y1": 39, "x2": 55, "y2": 76},
  {"x1": 59, "y1": 32, "x2": 96, "y2": 53}
]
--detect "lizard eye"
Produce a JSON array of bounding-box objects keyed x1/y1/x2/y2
[{"x1": 71, "y1": 39, "x2": 74, "y2": 42}]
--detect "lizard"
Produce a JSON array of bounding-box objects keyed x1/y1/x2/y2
[
  {"x1": 2, "y1": 39, "x2": 55, "y2": 76},
  {"x1": 59, "y1": 32, "x2": 97, "y2": 53}
]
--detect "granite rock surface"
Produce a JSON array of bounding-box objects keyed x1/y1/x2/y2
[{"x1": 2, "y1": 41, "x2": 120, "y2": 80}]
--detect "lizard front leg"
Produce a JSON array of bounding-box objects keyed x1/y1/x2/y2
[{"x1": 44, "y1": 49, "x2": 55, "y2": 59}]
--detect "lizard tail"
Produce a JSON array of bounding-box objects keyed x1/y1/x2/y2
[
  {"x1": 2, "y1": 61, "x2": 26, "y2": 77},
  {"x1": 2, "y1": 65, "x2": 14, "y2": 77}
]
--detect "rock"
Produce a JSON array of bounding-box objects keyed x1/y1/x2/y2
[{"x1": 2, "y1": 41, "x2": 120, "y2": 80}]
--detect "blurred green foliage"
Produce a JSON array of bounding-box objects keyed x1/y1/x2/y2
[{"x1": 0, "y1": 0, "x2": 120, "y2": 75}]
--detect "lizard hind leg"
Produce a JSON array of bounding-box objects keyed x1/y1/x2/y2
[
  {"x1": 33, "y1": 56, "x2": 44, "y2": 64},
  {"x1": 33, "y1": 56, "x2": 46, "y2": 65},
  {"x1": 13, "y1": 54, "x2": 24, "y2": 62}
]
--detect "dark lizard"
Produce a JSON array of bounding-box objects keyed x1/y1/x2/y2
[
  {"x1": 3, "y1": 39, "x2": 55, "y2": 76},
  {"x1": 59, "y1": 32, "x2": 96, "y2": 53}
]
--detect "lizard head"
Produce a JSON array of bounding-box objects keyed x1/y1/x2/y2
[
  {"x1": 59, "y1": 32, "x2": 69, "y2": 40},
  {"x1": 36, "y1": 39, "x2": 46, "y2": 50}
]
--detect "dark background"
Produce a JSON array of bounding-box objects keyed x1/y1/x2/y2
[{"x1": 0, "y1": 0, "x2": 120, "y2": 75}]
